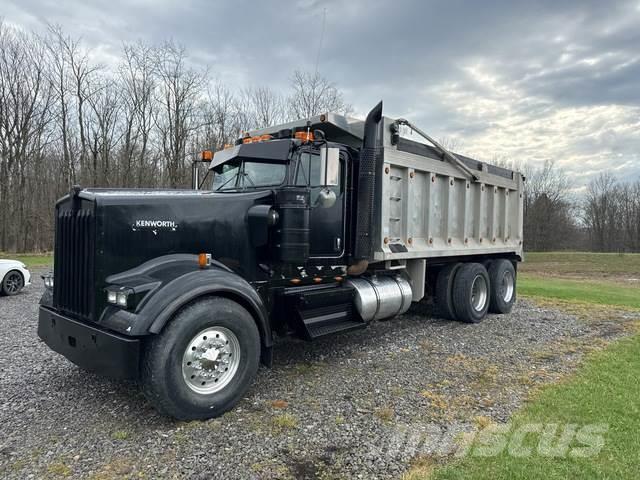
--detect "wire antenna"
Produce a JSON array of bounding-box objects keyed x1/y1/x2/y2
[{"x1": 314, "y1": 7, "x2": 327, "y2": 79}]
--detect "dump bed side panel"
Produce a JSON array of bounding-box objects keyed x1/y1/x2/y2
[{"x1": 374, "y1": 119, "x2": 524, "y2": 262}]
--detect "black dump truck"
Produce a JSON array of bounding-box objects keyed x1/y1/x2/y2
[{"x1": 38, "y1": 102, "x2": 524, "y2": 420}]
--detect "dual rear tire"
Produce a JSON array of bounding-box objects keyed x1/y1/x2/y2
[{"x1": 435, "y1": 259, "x2": 516, "y2": 323}]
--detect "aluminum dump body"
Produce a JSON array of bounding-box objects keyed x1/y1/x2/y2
[{"x1": 251, "y1": 113, "x2": 524, "y2": 264}]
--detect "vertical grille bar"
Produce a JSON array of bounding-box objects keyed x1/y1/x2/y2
[{"x1": 53, "y1": 205, "x2": 95, "y2": 321}]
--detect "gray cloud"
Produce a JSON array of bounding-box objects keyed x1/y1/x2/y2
[{"x1": 3, "y1": 0, "x2": 639, "y2": 187}]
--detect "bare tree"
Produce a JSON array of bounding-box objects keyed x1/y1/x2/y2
[
  {"x1": 240, "y1": 86, "x2": 286, "y2": 129},
  {"x1": 0, "y1": 22, "x2": 53, "y2": 250},
  {"x1": 0, "y1": 23, "x2": 363, "y2": 252},
  {"x1": 287, "y1": 70, "x2": 352, "y2": 119},
  {"x1": 86, "y1": 79, "x2": 122, "y2": 186},
  {"x1": 119, "y1": 42, "x2": 157, "y2": 186},
  {"x1": 521, "y1": 160, "x2": 578, "y2": 251},
  {"x1": 154, "y1": 41, "x2": 206, "y2": 187},
  {"x1": 582, "y1": 172, "x2": 634, "y2": 252}
]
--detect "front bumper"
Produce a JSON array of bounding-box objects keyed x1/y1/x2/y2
[
  {"x1": 23, "y1": 268, "x2": 31, "y2": 286},
  {"x1": 37, "y1": 306, "x2": 141, "y2": 380}
]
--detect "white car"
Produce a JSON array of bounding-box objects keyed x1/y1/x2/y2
[{"x1": 0, "y1": 260, "x2": 31, "y2": 296}]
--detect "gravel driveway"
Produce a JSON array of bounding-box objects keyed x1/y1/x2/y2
[{"x1": 0, "y1": 270, "x2": 635, "y2": 479}]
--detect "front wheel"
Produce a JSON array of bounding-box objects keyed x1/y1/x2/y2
[
  {"x1": 2, "y1": 270, "x2": 24, "y2": 296},
  {"x1": 141, "y1": 297, "x2": 260, "y2": 420}
]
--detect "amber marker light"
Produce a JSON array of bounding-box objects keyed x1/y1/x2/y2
[
  {"x1": 294, "y1": 131, "x2": 314, "y2": 142},
  {"x1": 198, "y1": 253, "x2": 211, "y2": 268}
]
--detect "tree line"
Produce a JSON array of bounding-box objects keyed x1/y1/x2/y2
[
  {"x1": 0, "y1": 22, "x2": 351, "y2": 252},
  {"x1": 1, "y1": 22, "x2": 638, "y2": 253},
  {"x1": 503, "y1": 160, "x2": 640, "y2": 253}
]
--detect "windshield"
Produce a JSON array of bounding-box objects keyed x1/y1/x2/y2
[{"x1": 212, "y1": 160, "x2": 287, "y2": 191}]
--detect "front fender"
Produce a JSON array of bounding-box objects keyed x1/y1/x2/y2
[
  {"x1": 101, "y1": 256, "x2": 272, "y2": 351},
  {"x1": 146, "y1": 268, "x2": 270, "y2": 342}
]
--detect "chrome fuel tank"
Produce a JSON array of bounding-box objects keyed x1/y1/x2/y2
[{"x1": 346, "y1": 275, "x2": 412, "y2": 322}]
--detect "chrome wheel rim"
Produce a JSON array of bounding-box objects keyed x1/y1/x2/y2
[
  {"x1": 182, "y1": 327, "x2": 241, "y2": 394},
  {"x1": 5, "y1": 272, "x2": 23, "y2": 294},
  {"x1": 501, "y1": 271, "x2": 515, "y2": 303},
  {"x1": 470, "y1": 275, "x2": 488, "y2": 312}
]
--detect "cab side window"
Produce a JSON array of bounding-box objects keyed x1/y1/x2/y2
[
  {"x1": 294, "y1": 152, "x2": 321, "y2": 186},
  {"x1": 295, "y1": 151, "x2": 343, "y2": 189}
]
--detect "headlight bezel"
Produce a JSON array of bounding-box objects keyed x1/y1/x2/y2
[{"x1": 105, "y1": 286, "x2": 134, "y2": 309}]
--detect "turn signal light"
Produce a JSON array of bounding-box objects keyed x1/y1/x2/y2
[
  {"x1": 198, "y1": 253, "x2": 211, "y2": 268},
  {"x1": 294, "y1": 131, "x2": 314, "y2": 142}
]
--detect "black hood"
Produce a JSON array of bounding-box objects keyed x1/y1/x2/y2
[
  {"x1": 84, "y1": 188, "x2": 272, "y2": 279},
  {"x1": 53, "y1": 188, "x2": 273, "y2": 322}
]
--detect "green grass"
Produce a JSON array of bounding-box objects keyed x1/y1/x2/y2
[
  {"x1": 429, "y1": 333, "x2": 640, "y2": 480},
  {"x1": 0, "y1": 252, "x2": 53, "y2": 269},
  {"x1": 414, "y1": 252, "x2": 640, "y2": 479},
  {"x1": 518, "y1": 275, "x2": 640, "y2": 309},
  {"x1": 521, "y1": 252, "x2": 640, "y2": 277}
]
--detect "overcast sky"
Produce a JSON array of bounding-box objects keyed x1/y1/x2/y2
[{"x1": 4, "y1": 0, "x2": 639, "y2": 190}]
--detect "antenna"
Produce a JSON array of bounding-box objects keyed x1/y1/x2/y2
[{"x1": 314, "y1": 7, "x2": 327, "y2": 79}]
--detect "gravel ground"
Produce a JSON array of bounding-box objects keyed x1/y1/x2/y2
[{"x1": 0, "y1": 269, "x2": 637, "y2": 479}]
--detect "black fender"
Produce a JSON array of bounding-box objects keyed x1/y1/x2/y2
[{"x1": 100, "y1": 254, "x2": 273, "y2": 364}]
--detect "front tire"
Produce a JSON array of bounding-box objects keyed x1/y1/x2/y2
[
  {"x1": 141, "y1": 297, "x2": 260, "y2": 420},
  {"x1": 2, "y1": 270, "x2": 24, "y2": 296},
  {"x1": 452, "y1": 263, "x2": 490, "y2": 323}
]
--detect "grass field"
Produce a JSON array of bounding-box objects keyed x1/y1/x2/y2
[
  {"x1": 0, "y1": 253, "x2": 53, "y2": 269},
  {"x1": 521, "y1": 251, "x2": 640, "y2": 279},
  {"x1": 413, "y1": 252, "x2": 640, "y2": 479},
  {"x1": 429, "y1": 334, "x2": 640, "y2": 480},
  {"x1": 518, "y1": 276, "x2": 640, "y2": 309},
  {"x1": 519, "y1": 251, "x2": 640, "y2": 309}
]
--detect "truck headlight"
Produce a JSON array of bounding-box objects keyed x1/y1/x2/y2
[
  {"x1": 116, "y1": 292, "x2": 128, "y2": 307},
  {"x1": 107, "y1": 291, "x2": 117, "y2": 304},
  {"x1": 106, "y1": 287, "x2": 134, "y2": 309}
]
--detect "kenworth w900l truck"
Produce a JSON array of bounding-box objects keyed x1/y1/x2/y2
[{"x1": 38, "y1": 102, "x2": 524, "y2": 420}]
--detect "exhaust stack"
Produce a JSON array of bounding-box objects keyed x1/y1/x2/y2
[{"x1": 353, "y1": 101, "x2": 383, "y2": 262}]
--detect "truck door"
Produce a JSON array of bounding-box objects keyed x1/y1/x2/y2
[{"x1": 294, "y1": 149, "x2": 345, "y2": 258}]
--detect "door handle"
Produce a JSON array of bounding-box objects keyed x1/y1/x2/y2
[{"x1": 334, "y1": 237, "x2": 342, "y2": 252}]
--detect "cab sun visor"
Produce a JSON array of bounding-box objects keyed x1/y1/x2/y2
[{"x1": 210, "y1": 140, "x2": 292, "y2": 169}]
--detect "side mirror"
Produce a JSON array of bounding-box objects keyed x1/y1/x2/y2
[
  {"x1": 315, "y1": 147, "x2": 340, "y2": 208},
  {"x1": 320, "y1": 147, "x2": 340, "y2": 187}
]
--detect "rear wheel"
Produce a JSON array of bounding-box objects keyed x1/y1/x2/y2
[
  {"x1": 487, "y1": 259, "x2": 517, "y2": 314},
  {"x1": 141, "y1": 297, "x2": 260, "y2": 420},
  {"x1": 434, "y1": 263, "x2": 462, "y2": 320},
  {"x1": 2, "y1": 270, "x2": 24, "y2": 296},
  {"x1": 452, "y1": 263, "x2": 490, "y2": 323}
]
